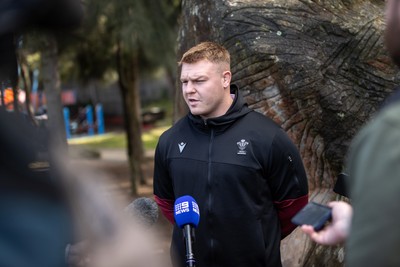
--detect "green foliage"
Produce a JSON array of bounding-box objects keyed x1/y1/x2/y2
[
  {"x1": 142, "y1": 97, "x2": 174, "y2": 127},
  {"x1": 68, "y1": 132, "x2": 127, "y2": 148},
  {"x1": 142, "y1": 126, "x2": 170, "y2": 149},
  {"x1": 61, "y1": 0, "x2": 181, "y2": 83},
  {"x1": 68, "y1": 125, "x2": 170, "y2": 150}
]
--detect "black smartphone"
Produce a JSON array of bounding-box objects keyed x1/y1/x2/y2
[{"x1": 291, "y1": 201, "x2": 332, "y2": 231}]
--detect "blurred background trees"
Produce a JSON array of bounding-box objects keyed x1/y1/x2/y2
[
  {"x1": 67, "y1": 0, "x2": 180, "y2": 194},
  {"x1": 13, "y1": 0, "x2": 181, "y2": 195}
]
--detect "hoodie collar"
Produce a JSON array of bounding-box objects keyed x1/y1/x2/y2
[{"x1": 188, "y1": 84, "x2": 251, "y2": 131}]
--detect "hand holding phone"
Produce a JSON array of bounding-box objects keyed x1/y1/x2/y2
[
  {"x1": 298, "y1": 201, "x2": 352, "y2": 245},
  {"x1": 291, "y1": 201, "x2": 332, "y2": 231}
]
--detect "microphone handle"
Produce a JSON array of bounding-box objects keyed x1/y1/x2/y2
[{"x1": 183, "y1": 224, "x2": 196, "y2": 267}]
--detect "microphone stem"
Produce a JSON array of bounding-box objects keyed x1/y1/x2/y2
[{"x1": 184, "y1": 224, "x2": 195, "y2": 267}]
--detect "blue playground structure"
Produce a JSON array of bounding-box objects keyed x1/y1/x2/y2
[{"x1": 63, "y1": 103, "x2": 105, "y2": 138}]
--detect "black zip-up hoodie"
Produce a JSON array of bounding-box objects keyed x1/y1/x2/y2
[{"x1": 154, "y1": 85, "x2": 308, "y2": 267}]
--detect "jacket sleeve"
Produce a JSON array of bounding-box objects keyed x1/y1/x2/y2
[
  {"x1": 154, "y1": 195, "x2": 175, "y2": 224},
  {"x1": 268, "y1": 129, "x2": 309, "y2": 239},
  {"x1": 153, "y1": 140, "x2": 175, "y2": 224}
]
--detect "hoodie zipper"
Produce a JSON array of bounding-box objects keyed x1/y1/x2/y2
[
  {"x1": 288, "y1": 154, "x2": 301, "y2": 189},
  {"x1": 207, "y1": 126, "x2": 215, "y2": 260}
]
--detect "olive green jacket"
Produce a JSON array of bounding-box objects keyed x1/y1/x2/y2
[{"x1": 346, "y1": 102, "x2": 400, "y2": 267}]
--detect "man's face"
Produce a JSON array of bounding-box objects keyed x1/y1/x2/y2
[{"x1": 180, "y1": 59, "x2": 231, "y2": 119}]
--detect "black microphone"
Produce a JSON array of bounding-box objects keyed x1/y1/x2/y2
[
  {"x1": 125, "y1": 197, "x2": 159, "y2": 227},
  {"x1": 174, "y1": 195, "x2": 200, "y2": 267}
]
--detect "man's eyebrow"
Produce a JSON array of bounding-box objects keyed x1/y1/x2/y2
[
  {"x1": 181, "y1": 74, "x2": 207, "y2": 80},
  {"x1": 192, "y1": 75, "x2": 207, "y2": 80}
]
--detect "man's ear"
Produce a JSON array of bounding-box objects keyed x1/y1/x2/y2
[{"x1": 222, "y1": 71, "x2": 232, "y2": 88}]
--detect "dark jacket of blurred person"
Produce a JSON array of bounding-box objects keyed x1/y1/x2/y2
[
  {"x1": 0, "y1": 108, "x2": 74, "y2": 267},
  {"x1": 0, "y1": 1, "x2": 83, "y2": 266}
]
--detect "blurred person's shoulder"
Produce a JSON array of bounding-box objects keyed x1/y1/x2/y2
[{"x1": 374, "y1": 88, "x2": 400, "y2": 129}]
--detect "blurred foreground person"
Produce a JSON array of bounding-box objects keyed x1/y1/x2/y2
[
  {"x1": 0, "y1": 0, "x2": 84, "y2": 86},
  {"x1": 153, "y1": 41, "x2": 309, "y2": 267},
  {"x1": 0, "y1": 108, "x2": 74, "y2": 267},
  {"x1": 66, "y1": 197, "x2": 161, "y2": 267},
  {"x1": 301, "y1": 1, "x2": 400, "y2": 266},
  {"x1": 0, "y1": 1, "x2": 167, "y2": 267},
  {"x1": 0, "y1": 107, "x2": 167, "y2": 267}
]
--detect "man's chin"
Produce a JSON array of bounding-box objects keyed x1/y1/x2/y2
[
  {"x1": 190, "y1": 111, "x2": 202, "y2": 117},
  {"x1": 189, "y1": 108, "x2": 201, "y2": 116}
]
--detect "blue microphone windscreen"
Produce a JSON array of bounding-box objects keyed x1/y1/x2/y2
[{"x1": 174, "y1": 195, "x2": 200, "y2": 228}]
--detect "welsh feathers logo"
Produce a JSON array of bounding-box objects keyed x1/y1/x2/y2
[{"x1": 237, "y1": 139, "x2": 249, "y2": 155}]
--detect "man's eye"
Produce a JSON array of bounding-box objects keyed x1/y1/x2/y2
[{"x1": 181, "y1": 81, "x2": 188, "y2": 84}]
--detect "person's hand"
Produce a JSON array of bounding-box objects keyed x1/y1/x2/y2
[{"x1": 301, "y1": 201, "x2": 352, "y2": 245}]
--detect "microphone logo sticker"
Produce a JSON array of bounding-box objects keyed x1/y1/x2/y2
[
  {"x1": 192, "y1": 201, "x2": 200, "y2": 215},
  {"x1": 175, "y1": 201, "x2": 190, "y2": 215},
  {"x1": 237, "y1": 139, "x2": 249, "y2": 155},
  {"x1": 178, "y1": 142, "x2": 186, "y2": 153}
]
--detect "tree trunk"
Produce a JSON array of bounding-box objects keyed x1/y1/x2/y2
[
  {"x1": 17, "y1": 45, "x2": 36, "y2": 122},
  {"x1": 116, "y1": 39, "x2": 145, "y2": 196},
  {"x1": 177, "y1": 0, "x2": 400, "y2": 266},
  {"x1": 41, "y1": 34, "x2": 68, "y2": 153},
  {"x1": 172, "y1": 69, "x2": 187, "y2": 122}
]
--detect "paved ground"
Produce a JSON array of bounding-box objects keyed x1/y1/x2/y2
[{"x1": 69, "y1": 146, "x2": 173, "y2": 267}]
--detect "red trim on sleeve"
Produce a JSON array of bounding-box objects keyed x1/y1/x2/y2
[
  {"x1": 154, "y1": 195, "x2": 175, "y2": 224},
  {"x1": 274, "y1": 194, "x2": 308, "y2": 239}
]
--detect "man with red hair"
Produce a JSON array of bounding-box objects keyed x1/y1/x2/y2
[{"x1": 154, "y1": 41, "x2": 309, "y2": 267}]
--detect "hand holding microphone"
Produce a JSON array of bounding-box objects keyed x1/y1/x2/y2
[{"x1": 174, "y1": 195, "x2": 200, "y2": 267}]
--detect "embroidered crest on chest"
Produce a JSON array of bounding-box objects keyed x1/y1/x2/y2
[{"x1": 237, "y1": 139, "x2": 249, "y2": 155}]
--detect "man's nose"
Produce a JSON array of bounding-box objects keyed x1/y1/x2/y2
[{"x1": 185, "y1": 81, "x2": 196, "y2": 93}]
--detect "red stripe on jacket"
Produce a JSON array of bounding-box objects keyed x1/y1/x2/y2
[
  {"x1": 274, "y1": 194, "x2": 308, "y2": 239},
  {"x1": 154, "y1": 195, "x2": 175, "y2": 224}
]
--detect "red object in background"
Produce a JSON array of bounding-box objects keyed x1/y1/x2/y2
[
  {"x1": 31, "y1": 89, "x2": 76, "y2": 110},
  {"x1": 0, "y1": 88, "x2": 26, "y2": 111},
  {"x1": 61, "y1": 90, "x2": 76, "y2": 105}
]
